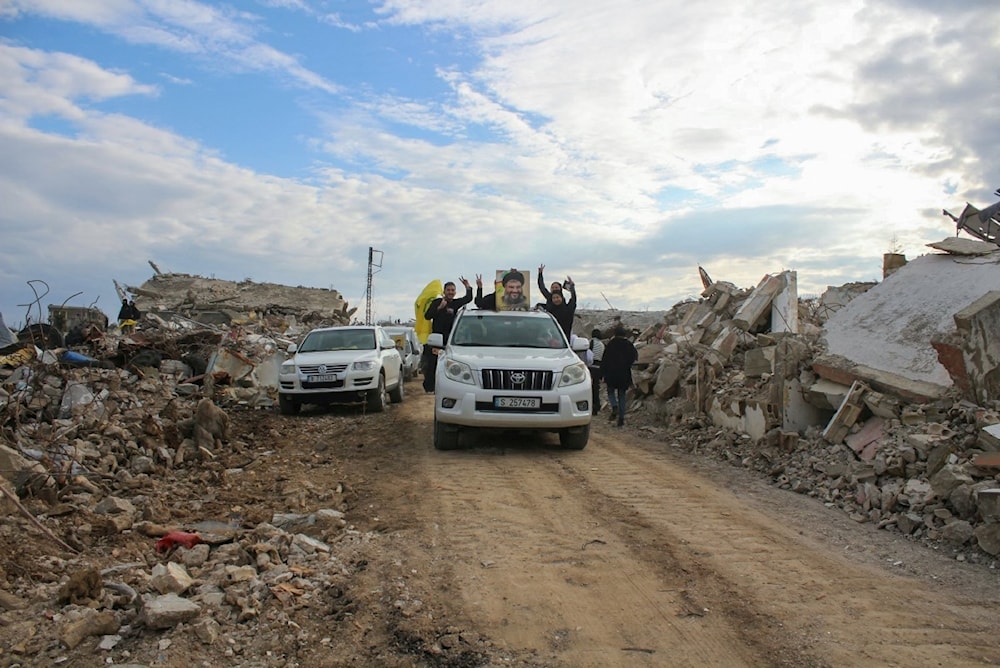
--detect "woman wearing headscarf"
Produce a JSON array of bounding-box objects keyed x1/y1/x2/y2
[{"x1": 601, "y1": 325, "x2": 638, "y2": 427}]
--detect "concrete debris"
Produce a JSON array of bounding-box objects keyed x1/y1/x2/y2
[
  {"x1": 0, "y1": 256, "x2": 999, "y2": 660},
  {"x1": 576, "y1": 242, "x2": 1000, "y2": 559}
]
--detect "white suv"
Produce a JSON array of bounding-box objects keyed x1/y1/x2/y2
[
  {"x1": 427, "y1": 308, "x2": 592, "y2": 450},
  {"x1": 278, "y1": 325, "x2": 404, "y2": 414}
]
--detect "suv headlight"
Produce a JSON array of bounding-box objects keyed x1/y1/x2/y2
[
  {"x1": 280, "y1": 361, "x2": 296, "y2": 375},
  {"x1": 352, "y1": 360, "x2": 377, "y2": 371},
  {"x1": 443, "y1": 359, "x2": 476, "y2": 385},
  {"x1": 558, "y1": 361, "x2": 588, "y2": 387}
]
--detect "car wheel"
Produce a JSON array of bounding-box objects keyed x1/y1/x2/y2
[
  {"x1": 366, "y1": 374, "x2": 387, "y2": 413},
  {"x1": 389, "y1": 375, "x2": 405, "y2": 403},
  {"x1": 559, "y1": 424, "x2": 589, "y2": 450},
  {"x1": 278, "y1": 393, "x2": 300, "y2": 416},
  {"x1": 433, "y1": 417, "x2": 460, "y2": 450}
]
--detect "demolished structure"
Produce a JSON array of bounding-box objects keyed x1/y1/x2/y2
[
  {"x1": 575, "y1": 236, "x2": 1000, "y2": 558},
  {"x1": 1, "y1": 232, "x2": 1000, "y2": 658}
]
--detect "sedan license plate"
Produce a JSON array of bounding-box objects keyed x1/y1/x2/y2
[
  {"x1": 308, "y1": 373, "x2": 340, "y2": 383},
  {"x1": 494, "y1": 396, "x2": 540, "y2": 409}
]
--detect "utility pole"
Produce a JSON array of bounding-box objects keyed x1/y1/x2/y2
[{"x1": 365, "y1": 246, "x2": 384, "y2": 325}]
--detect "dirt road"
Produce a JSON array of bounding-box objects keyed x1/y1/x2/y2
[
  {"x1": 5, "y1": 381, "x2": 1000, "y2": 667},
  {"x1": 267, "y1": 388, "x2": 1000, "y2": 667}
]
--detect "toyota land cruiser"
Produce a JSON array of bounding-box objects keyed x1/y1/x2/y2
[{"x1": 426, "y1": 308, "x2": 592, "y2": 450}]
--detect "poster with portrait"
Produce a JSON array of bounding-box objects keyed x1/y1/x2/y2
[{"x1": 494, "y1": 268, "x2": 531, "y2": 311}]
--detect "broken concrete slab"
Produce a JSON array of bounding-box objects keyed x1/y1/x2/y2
[
  {"x1": 770, "y1": 270, "x2": 798, "y2": 333},
  {"x1": 733, "y1": 273, "x2": 785, "y2": 331},
  {"x1": 812, "y1": 355, "x2": 949, "y2": 404},
  {"x1": 926, "y1": 237, "x2": 1000, "y2": 256},
  {"x1": 822, "y1": 250, "x2": 1000, "y2": 394}
]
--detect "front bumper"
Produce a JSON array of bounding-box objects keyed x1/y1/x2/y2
[
  {"x1": 434, "y1": 385, "x2": 592, "y2": 429},
  {"x1": 278, "y1": 372, "x2": 380, "y2": 401}
]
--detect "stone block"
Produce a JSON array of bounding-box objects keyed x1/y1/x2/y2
[
  {"x1": 709, "y1": 327, "x2": 738, "y2": 361},
  {"x1": 151, "y1": 562, "x2": 195, "y2": 595},
  {"x1": 744, "y1": 346, "x2": 775, "y2": 378},
  {"x1": 930, "y1": 464, "x2": 973, "y2": 500},
  {"x1": 141, "y1": 593, "x2": 201, "y2": 630},
  {"x1": 979, "y1": 423, "x2": 1000, "y2": 451},
  {"x1": 653, "y1": 362, "x2": 681, "y2": 399},
  {"x1": 975, "y1": 523, "x2": 1000, "y2": 556},
  {"x1": 976, "y1": 488, "x2": 1000, "y2": 522}
]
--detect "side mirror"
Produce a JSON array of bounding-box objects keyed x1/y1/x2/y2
[
  {"x1": 427, "y1": 333, "x2": 444, "y2": 348},
  {"x1": 571, "y1": 337, "x2": 589, "y2": 352},
  {"x1": 287, "y1": 343, "x2": 298, "y2": 353}
]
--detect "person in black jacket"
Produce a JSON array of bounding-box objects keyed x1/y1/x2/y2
[
  {"x1": 537, "y1": 265, "x2": 576, "y2": 338},
  {"x1": 422, "y1": 277, "x2": 472, "y2": 392},
  {"x1": 117, "y1": 298, "x2": 132, "y2": 323},
  {"x1": 602, "y1": 325, "x2": 638, "y2": 427}
]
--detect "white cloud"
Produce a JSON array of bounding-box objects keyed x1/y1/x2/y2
[{"x1": 0, "y1": 0, "x2": 997, "y2": 326}]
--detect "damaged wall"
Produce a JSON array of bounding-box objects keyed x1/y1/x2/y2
[{"x1": 822, "y1": 246, "x2": 1000, "y2": 395}]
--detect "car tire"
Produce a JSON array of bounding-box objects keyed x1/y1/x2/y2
[
  {"x1": 389, "y1": 376, "x2": 405, "y2": 403},
  {"x1": 433, "y1": 417, "x2": 460, "y2": 450},
  {"x1": 278, "y1": 393, "x2": 300, "y2": 416},
  {"x1": 366, "y1": 374, "x2": 387, "y2": 413},
  {"x1": 559, "y1": 424, "x2": 589, "y2": 450}
]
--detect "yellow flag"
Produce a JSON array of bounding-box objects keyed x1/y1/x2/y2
[{"x1": 414, "y1": 280, "x2": 443, "y2": 344}]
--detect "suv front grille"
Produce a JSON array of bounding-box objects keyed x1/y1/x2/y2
[{"x1": 481, "y1": 369, "x2": 554, "y2": 391}]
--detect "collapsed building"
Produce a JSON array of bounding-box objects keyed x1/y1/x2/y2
[
  {"x1": 0, "y1": 235, "x2": 998, "y2": 625},
  {"x1": 575, "y1": 235, "x2": 1000, "y2": 558}
]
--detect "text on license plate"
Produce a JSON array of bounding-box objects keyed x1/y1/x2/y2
[
  {"x1": 494, "y1": 396, "x2": 540, "y2": 409},
  {"x1": 309, "y1": 373, "x2": 340, "y2": 382}
]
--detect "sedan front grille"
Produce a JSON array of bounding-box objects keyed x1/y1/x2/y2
[{"x1": 481, "y1": 369, "x2": 553, "y2": 391}]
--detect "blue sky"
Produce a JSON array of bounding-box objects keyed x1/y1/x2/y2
[{"x1": 1, "y1": 0, "x2": 997, "y2": 329}]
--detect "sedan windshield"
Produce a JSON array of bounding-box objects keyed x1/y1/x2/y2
[
  {"x1": 299, "y1": 329, "x2": 376, "y2": 352},
  {"x1": 451, "y1": 316, "x2": 566, "y2": 348}
]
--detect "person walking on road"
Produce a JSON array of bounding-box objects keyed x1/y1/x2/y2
[{"x1": 602, "y1": 325, "x2": 638, "y2": 427}]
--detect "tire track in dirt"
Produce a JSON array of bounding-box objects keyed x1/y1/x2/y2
[
  {"x1": 418, "y1": 429, "x2": 779, "y2": 667},
  {"x1": 565, "y1": 427, "x2": 1000, "y2": 667}
]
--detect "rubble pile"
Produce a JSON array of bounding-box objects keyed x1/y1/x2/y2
[
  {"x1": 0, "y1": 282, "x2": 397, "y2": 662},
  {"x1": 0, "y1": 256, "x2": 999, "y2": 659},
  {"x1": 127, "y1": 270, "x2": 356, "y2": 328},
  {"x1": 0, "y1": 275, "x2": 390, "y2": 665},
  {"x1": 581, "y1": 262, "x2": 1000, "y2": 563}
]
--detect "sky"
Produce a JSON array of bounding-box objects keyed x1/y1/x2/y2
[{"x1": 1, "y1": 0, "x2": 998, "y2": 330}]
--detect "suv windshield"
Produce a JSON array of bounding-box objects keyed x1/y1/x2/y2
[
  {"x1": 299, "y1": 329, "x2": 376, "y2": 352},
  {"x1": 451, "y1": 314, "x2": 567, "y2": 348}
]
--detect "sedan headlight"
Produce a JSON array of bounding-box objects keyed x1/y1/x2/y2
[
  {"x1": 352, "y1": 360, "x2": 378, "y2": 371},
  {"x1": 443, "y1": 359, "x2": 476, "y2": 385},
  {"x1": 280, "y1": 362, "x2": 296, "y2": 375},
  {"x1": 558, "y1": 361, "x2": 588, "y2": 387}
]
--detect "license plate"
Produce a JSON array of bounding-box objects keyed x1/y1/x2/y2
[
  {"x1": 494, "y1": 396, "x2": 540, "y2": 409},
  {"x1": 308, "y1": 373, "x2": 340, "y2": 382}
]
